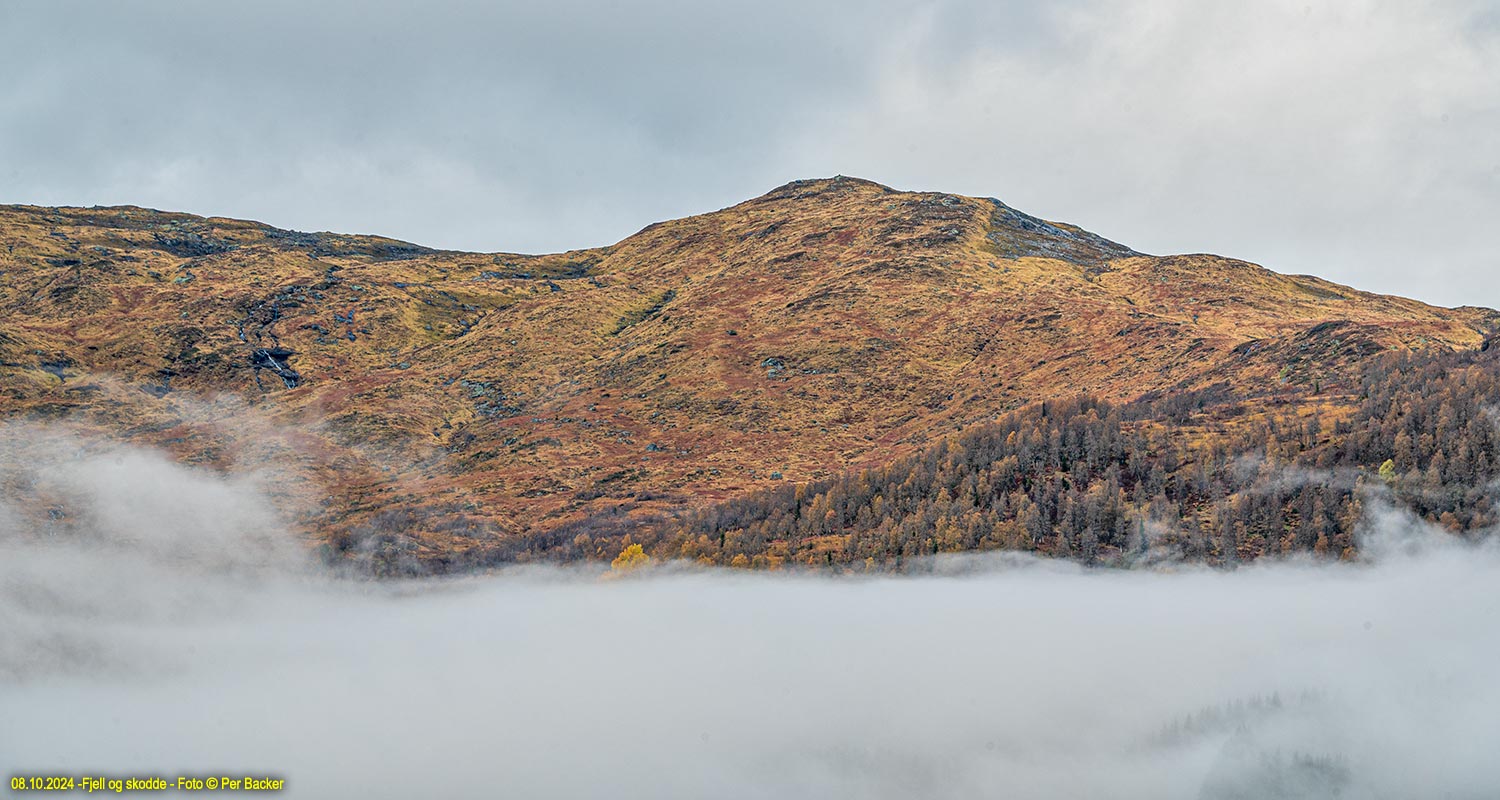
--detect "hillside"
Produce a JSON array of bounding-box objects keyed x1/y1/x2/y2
[{"x1": 2, "y1": 176, "x2": 1496, "y2": 572}]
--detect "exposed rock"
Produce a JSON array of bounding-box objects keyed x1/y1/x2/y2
[
  {"x1": 38, "y1": 359, "x2": 71, "y2": 382},
  {"x1": 250, "y1": 347, "x2": 301, "y2": 389},
  {"x1": 152, "y1": 230, "x2": 238, "y2": 257},
  {"x1": 1, "y1": 178, "x2": 1494, "y2": 573}
]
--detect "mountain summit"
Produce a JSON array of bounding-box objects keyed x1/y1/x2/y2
[{"x1": 2, "y1": 178, "x2": 1495, "y2": 570}]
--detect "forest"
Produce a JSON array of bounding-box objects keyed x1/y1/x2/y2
[{"x1": 536, "y1": 344, "x2": 1500, "y2": 571}]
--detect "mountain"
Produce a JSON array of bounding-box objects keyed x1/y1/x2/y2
[{"x1": 3, "y1": 176, "x2": 1496, "y2": 572}]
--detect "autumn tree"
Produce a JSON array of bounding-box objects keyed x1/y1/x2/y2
[{"x1": 611, "y1": 543, "x2": 651, "y2": 573}]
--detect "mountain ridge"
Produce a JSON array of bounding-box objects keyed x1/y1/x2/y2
[{"x1": 2, "y1": 176, "x2": 1495, "y2": 571}]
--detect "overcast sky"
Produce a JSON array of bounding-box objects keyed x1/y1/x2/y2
[{"x1": 3, "y1": 0, "x2": 1497, "y2": 307}]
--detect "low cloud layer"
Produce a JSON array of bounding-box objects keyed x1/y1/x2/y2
[
  {"x1": 3, "y1": 0, "x2": 1498, "y2": 306},
  {"x1": 2, "y1": 433, "x2": 1499, "y2": 798}
]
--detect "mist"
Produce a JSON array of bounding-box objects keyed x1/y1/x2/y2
[{"x1": 3, "y1": 433, "x2": 1499, "y2": 799}]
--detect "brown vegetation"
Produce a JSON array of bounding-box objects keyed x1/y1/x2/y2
[{"x1": 2, "y1": 176, "x2": 1495, "y2": 573}]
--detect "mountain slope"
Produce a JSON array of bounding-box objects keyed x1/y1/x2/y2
[{"x1": 1, "y1": 176, "x2": 1495, "y2": 570}]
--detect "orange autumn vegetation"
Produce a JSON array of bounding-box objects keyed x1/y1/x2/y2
[{"x1": 2, "y1": 176, "x2": 1495, "y2": 573}]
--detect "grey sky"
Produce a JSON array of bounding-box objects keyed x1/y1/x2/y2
[{"x1": 2, "y1": 0, "x2": 1497, "y2": 307}]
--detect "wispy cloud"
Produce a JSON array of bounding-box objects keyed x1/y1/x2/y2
[{"x1": 2, "y1": 427, "x2": 1497, "y2": 798}]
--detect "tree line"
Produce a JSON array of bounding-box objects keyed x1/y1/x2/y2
[{"x1": 532, "y1": 344, "x2": 1500, "y2": 571}]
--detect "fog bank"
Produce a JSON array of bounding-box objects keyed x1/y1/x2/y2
[{"x1": 2, "y1": 437, "x2": 1498, "y2": 799}]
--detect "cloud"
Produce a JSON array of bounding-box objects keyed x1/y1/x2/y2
[
  {"x1": 807, "y1": 0, "x2": 1500, "y2": 306},
  {"x1": 2, "y1": 428, "x2": 1498, "y2": 798},
  {"x1": 0, "y1": 0, "x2": 906, "y2": 252},
  {"x1": 0, "y1": 422, "x2": 303, "y2": 681},
  {"x1": 3, "y1": 0, "x2": 1497, "y2": 306}
]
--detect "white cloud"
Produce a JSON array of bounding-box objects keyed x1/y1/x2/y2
[
  {"x1": 1, "y1": 0, "x2": 1496, "y2": 300},
  {"x1": 2, "y1": 428, "x2": 1498, "y2": 798},
  {"x1": 809, "y1": 0, "x2": 1500, "y2": 306}
]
